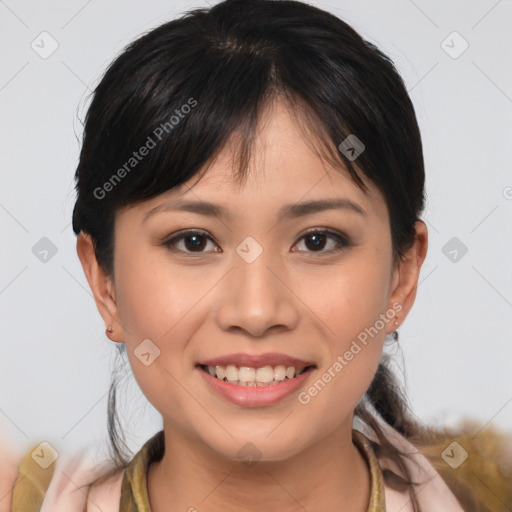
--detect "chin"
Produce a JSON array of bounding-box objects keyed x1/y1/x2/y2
[{"x1": 202, "y1": 429, "x2": 308, "y2": 465}]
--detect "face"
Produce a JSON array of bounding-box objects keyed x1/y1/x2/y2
[{"x1": 81, "y1": 100, "x2": 421, "y2": 463}]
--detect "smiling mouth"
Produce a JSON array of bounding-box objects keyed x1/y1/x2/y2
[{"x1": 198, "y1": 364, "x2": 316, "y2": 387}]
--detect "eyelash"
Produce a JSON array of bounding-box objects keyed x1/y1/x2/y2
[{"x1": 160, "y1": 228, "x2": 350, "y2": 256}]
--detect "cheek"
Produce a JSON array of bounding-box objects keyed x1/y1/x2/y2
[
  {"x1": 300, "y1": 249, "x2": 392, "y2": 342},
  {"x1": 114, "y1": 259, "x2": 200, "y2": 427},
  {"x1": 296, "y1": 249, "x2": 391, "y2": 408},
  {"x1": 112, "y1": 245, "x2": 218, "y2": 391},
  {"x1": 114, "y1": 247, "x2": 197, "y2": 339}
]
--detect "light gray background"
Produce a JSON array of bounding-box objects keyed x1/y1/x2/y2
[{"x1": 1, "y1": 0, "x2": 511, "y2": 458}]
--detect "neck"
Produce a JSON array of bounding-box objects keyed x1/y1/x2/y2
[{"x1": 147, "y1": 419, "x2": 371, "y2": 512}]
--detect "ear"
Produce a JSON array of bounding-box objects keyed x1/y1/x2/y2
[
  {"x1": 386, "y1": 220, "x2": 428, "y2": 332},
  {"x1": 76, "y1": 232, "x2": 125, "y2": 343}
]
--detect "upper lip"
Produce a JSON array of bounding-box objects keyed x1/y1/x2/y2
[{"x1": 197, "y1": 352, "x2": 316, "y2": 368}]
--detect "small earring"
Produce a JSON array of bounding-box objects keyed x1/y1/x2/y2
[
  {"x1": 106, "y1": 326, "x2": 113, "y2": 333},
  {"x1": 392, "y1": 317, "x2": 399, "y2": 341}
]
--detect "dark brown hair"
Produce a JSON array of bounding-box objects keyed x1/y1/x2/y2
[{"x1": 72, "y1": 1, "x2": 432, "y2": 508}]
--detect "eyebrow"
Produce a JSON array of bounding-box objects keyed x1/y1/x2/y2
[{"x1": 144, "y1": 197, "x2": 367, "y2": 223}]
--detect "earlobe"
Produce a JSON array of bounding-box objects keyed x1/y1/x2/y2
[
  {"x1": 387, "y1": 220, "x2": 428, "y2": 331},
  {"x1": 76, "y1": 233, "x2": 125, "y2": 343}
]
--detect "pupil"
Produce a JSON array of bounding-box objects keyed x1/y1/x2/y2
[
  {"x1": 186, "y1": 235, "x2": 206, "y2": 251},
  {"x1": 306, "y1": 234, "x2": 325, "y2": 251}
]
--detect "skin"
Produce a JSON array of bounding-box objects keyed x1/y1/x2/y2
[{"x1": 77, "y1": 99, "x2": 428, "y2": 511}]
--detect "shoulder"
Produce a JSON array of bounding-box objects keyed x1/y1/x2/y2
[
  {"x1": 0, "y1": 438, "x2": 58, "y2": 512},
  {"x1": 357, "y1": 423, "x2": 466, "y2": 511},
  {"x1": 2, "y1": 436, "x2": 124, "y2": 512},
  {"x1": 363, "y1": 418, "x2": 512, "y2": 512},
  {"x1": 86, "y1": 469, "x2": 125, "y2": 512},
  {"x1": 416, "y1": 420, "x2": 512, "y2": 511}
]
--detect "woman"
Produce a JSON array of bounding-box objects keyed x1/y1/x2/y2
[{"x1": 4, "y1": 0, "x2": 511, "y2": 510}]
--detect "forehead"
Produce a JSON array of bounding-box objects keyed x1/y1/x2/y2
[{"x1": 129, "y1": 100, "x2": 388, "y2": 222}]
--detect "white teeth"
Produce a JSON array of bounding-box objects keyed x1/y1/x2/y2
[
  {"x1": 215, "y1": 365, "x2": 226, "y2": 380},
  {"x1": 239, "y1": 367, "x2": 256, "y2": 382},
  {"x1": 225, "y1": 365, "x2": 239, "y2": 382},
  {"x1": 274, "y1": 365, "x2": 287, "y2": 381},
  {"x1": 255, "y1": 366, "x2": 274, "y2": 383},
  {"x1": 203, "y1": 363, "x2": 309, "y2": 385}
]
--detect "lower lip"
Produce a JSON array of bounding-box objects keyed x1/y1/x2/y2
[{"x1": 197, "y1": 366, "x2": 316, "y2": 407}]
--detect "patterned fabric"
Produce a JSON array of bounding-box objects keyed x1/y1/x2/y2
[{"x1": 119, "y1": 429, "x2": 386, "y2": 511}]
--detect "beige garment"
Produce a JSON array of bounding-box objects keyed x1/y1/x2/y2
[{"x1": 6, "y1": 423, "x2": 472, "y2": 511}]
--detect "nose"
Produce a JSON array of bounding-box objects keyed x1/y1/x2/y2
[{"x1": 215, "y1": 248, "x2": 300, "y2": 338}]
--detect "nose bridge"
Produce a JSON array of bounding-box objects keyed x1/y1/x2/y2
[
  {"x1": 215, "y1": 236, "x2": 298, "y2": 336},
  {"x1": 235, "y1": 241, "x2": 277, "y2": 301}
]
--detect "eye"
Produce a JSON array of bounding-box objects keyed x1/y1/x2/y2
[
  {"x1": 161, "y1": 228, "x2": 350, "y2": 255},
  {"x1": 292, "y1": 229, "x2": 350, "y2": 255},
  {"x1": 161, "y1": 230, "x2": 220, "y2": 254}
]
